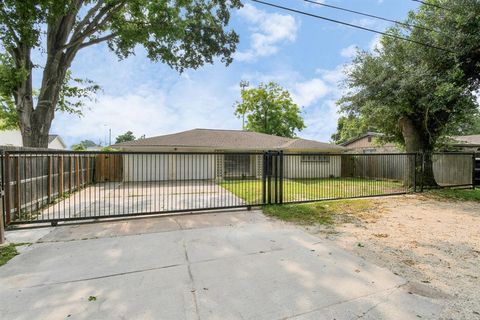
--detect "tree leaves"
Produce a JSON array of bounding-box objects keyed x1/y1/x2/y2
[{"x1": 234, "y1": 82, "x2": 305, "y2": 138}]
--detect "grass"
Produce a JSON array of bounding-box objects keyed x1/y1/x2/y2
[
  {"x1": 221, "y1": 178, "x2": 405, "y2": 204},
  {"x1": 0, "y1": 243, "x2": 30, "y2": 267},
  {"x1": 428, "y1": 187, "x2": 480, "y2": 202},
  {"x1": 263, "y1": 199, "x2": 375, "y2": 225}
]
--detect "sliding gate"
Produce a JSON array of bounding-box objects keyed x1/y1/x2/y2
[{"x1": 2, "y1": 150, "x2": 461, "y2": 226}]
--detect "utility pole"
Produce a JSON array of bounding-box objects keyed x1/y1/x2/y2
[{"x1": 109, "y1": 129, "x2": 112, "y2": 146}]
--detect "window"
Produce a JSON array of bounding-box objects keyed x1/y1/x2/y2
[
  {"x1": 301, "y1": 155, "x2": 330, "y2": 163},
  {"x1": 367, "y1": 136, "x2": 372, "y2": 142},
  {"x1": 363, "y1": 148, "x2": 377, "y2": 154},
  {"x1": 224, "y1": 154, "x2": 251, "y2": 178}
]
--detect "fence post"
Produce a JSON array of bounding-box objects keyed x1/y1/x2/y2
[
  {"x1": 14, "y1": 156, "x2": 21, "y2": 220},
  {"x1": 413, "y1": 153, "x2": 417, "y2": 193},
  {"x1": 262, "y1": 152, "x2": 267, "y2": 205},
  {"x1": 0, "y1": 151, "x2": 5, "y2": 244},
  {"x1": 47, "y1": 156, "x2": 52, "y2": 203},
  {"x1": 473, "y1": 153, "x2": 477, "y2": 190},
  {"x1": 420, "y1": 152, "x2": 425, "y2": 192},
  {"x1": 59, "y1": 155, "x2": 64, "y2": 196},
  {"x1": 4, "y1": 153, "x2": 11, "y2": 225},
  {"x1": 279, "y1": 151, "x2": 283, "y2": 204}
]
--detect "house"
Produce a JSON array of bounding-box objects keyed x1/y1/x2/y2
[
  {"x1": 112, "y1": 128, "x2": 345, "y2": 181},
  {"x1": 341, "y1": 132, "x2": 400, "y2": 153},
  {"x1": 0, "y1": 130, "x2": 67, "y2": 150},
  {"x1": 450, "y1": 135, "x2": 480, "y2": 152}
]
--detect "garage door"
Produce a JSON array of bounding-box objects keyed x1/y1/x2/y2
[{"x1": 123, "y1": 154, "x2": 216, "y2": 181}]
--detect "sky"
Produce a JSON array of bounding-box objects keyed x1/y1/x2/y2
[{"x1": 49, "y1": 0, "x2": 421, "y2": 147}]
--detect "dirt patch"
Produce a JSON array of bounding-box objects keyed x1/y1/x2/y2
[{"x1": 310, "y1": 194, "x2": 480, "y2": 320}]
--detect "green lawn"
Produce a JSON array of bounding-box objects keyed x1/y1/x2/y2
[
  {"x1": 428, "y1": 187, "x2": 480, "y2": 202},
  {"x1": 263, "y1": 199, "x2": 375, "y2": 225},
  {"x1": 221, "y1": 178, "x2": 406, "y2": 204}
]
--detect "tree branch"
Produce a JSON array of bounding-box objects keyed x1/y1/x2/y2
[
  {"x1": 0, "y1": 8, "x2": 21, "y2": 47},
  {"x1": 78, "y1": 32, "x2": 118, "y2": 49},
  {"x1": 61, "y1": 1, "x2": 126, "y2": 52}
]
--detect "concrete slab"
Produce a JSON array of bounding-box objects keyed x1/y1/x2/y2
[
  {"x1": 34, "y1": 181, "x2": 245, "y2": 222},
  {"x1": 0, "y1": 210, "x2": 442, "y2": 319},
  {"x1": 5, "y1": 227, "x2": 54, "y2": 244}
]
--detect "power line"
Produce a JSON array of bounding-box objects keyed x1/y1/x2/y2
[
  {"x1": 250, "y1": 0, "x2": 453, "y2": 53},
  {"x1": 302, "y1": 0, "x2": 440, "y2": 34},
  {"x1": 412, "y1": 0, "x2": 451, "y2": 11}
]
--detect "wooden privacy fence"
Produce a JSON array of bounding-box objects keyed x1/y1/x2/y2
[
  {"x1": 2, "y1": 153, "x2": 100, "y2": 224},
  {"x1": 341, "y1": 153, "x2": 475, "y2": 187},
  {"x1": 432, "y1": 153, "x2": 475, "y2": 187},
  {"x1": 341, "y1": 154, "x2": 414, "y2": 182}
]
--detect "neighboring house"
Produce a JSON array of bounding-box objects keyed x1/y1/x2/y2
[
  {"x1": 112, "y1": 128, "x2": 345, "y2": 181},
  {"x1": 48, "y1": 134, "x2": 67, "y2": 150},
  {"x1": 450, "y1": 135, "x2": 480, "y2": 152},
  {"x1": 0, "y1": 130, "x2": 67, "y2": 150},
  {"x1": 341, "y1": 132, "x2": 401, "y2": 153}
]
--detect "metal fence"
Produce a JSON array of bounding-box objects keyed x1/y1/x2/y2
[{"x1": 0, "y1": 150, "x2": 475, "y2": 226}]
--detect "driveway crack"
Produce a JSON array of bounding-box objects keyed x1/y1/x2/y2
[{"x1": 183, "y1": 238, "x2": 201, "y2": 320}]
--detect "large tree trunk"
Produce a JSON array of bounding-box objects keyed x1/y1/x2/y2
[
  {"x1": 14, "y1": 7, "x2": 80, "y2": 148},
  {"x1": 399, "y1": 116, "x2": 438, "y2": 187},
  {"x1": 17, "y1": 62, "x2": 68, "y2": 148}
]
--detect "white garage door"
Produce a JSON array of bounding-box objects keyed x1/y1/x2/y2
[{"x1": 123, "y1": 154, "x2": 216, "y2": 182}]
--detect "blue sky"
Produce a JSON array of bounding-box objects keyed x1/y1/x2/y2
[{"x1": 50, "y1": 0, "x2": 420, "y2": 147}]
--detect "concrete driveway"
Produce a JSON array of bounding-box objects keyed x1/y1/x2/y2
[
  {"x1": 1, "y1": 210, "x2": 441, "y2": 319},
  {"x1": 35, "y1": 181, "x2": 245, "y2": 221}
]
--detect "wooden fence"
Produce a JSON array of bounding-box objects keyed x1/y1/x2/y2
[
  {"x1": 432, "y1": 153, "x2": 474, "y2": 186},
  {"x1": 2, "y1": 153, "x2": 96, "y2": 224},
  {"x1": 340, "y1": 153, "x2": 475, "y2": 187}
]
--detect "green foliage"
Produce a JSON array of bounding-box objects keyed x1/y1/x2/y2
[
  {"x1": 330, "y1": 114, "x2": 376, "y2": 144},
  {"x1": 0, "y1": 70, "x2": 100, "y2": 129},
  {"x1": 57, "y1": 71, "x2": 101, "y2": 117},
  {"x1": 71, "y1": 144, "x2": 86, "y2": 151},
  {"x1": 338, "y1": 1, "x2": 480, "y2": 151},
  {"x1": 0, "y1": 243, "x2": 30, "y2": 267},
  {"x1": 262, "y1": 199, "x2": 374, "y2": 226},
  {"x1": 234, "y1": 82, "x2": 305, "y2": 138},
  {"x1": 71, "y1": 140, "x2": 100, "y2": 151},
  {"x1": 0, "y1": 0, "x2": 242, "y2": 146},
  {"x1": 0, "y1": 94, "x2": 19, "y2": 130},
  {"x1": 0, "y1": 244, "x2": 18, "y2": 267},
  {"x1": 428, "y1": 188, "x2": 480, "y2": 202},
  {"x1": 115, "y1": 131, "x2": 136, "y2": 144}
]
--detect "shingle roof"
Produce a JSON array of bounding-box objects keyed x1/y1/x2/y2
[
  {"x1": 340, "y1": 132, "x2": 384, "y2": 146},
  {"x1": 452, "y1": 135, "x2": 480, "y2": 146},
  {"x1": 48, "y1": 134, "x2": 58, "y2": 143},
  {"x1": 113, "y1": 129, "x2": 344, "y2": 152}
]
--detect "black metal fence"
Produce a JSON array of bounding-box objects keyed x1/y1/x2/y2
[{"x1": 0, "y1": 150, "x2": 476, "y2": 226}]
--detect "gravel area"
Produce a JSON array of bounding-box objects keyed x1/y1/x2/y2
[{"x1": 307, "y1": 195, "x2": 480, "y2": 320}]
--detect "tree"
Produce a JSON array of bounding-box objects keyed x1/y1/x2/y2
[
  {"x1": 71, "y1": 143, "x2": 86, "y2": 151},
  {"x1": 0, "y1": 0, "x2": 242, "y2": 147},
  {"x1": 330, "y1": 114, "x2": 376, "y2": 144},
  {"x1": 338, "y1": 1, "x2": 480, "y2": 185},
  {"x1": 115, "y1": 130, "x2": 135, "y2": 143},
  {"x1": 234, "y1": 82, "x2": 305, "y2": 138},
  {"x1": 71, "y1": 139, "x2": 100, "y2": 150}
]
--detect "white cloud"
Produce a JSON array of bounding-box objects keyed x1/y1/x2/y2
[
  {"x1": 235, "y1": 3, "x2": 299, "y2": 62},
  {"x1": 52, "y1": 76, "x2": 242, "y2": 147},
  {"x1": 340, "y1": 44, "x2": 358, "y2": 58},
  {"x1": 369, "y1": 34, "x2": 383, "y2": 52},
  {"x1": 351, "y1": 18, "x2": 379, "y2": 29},
  {"x1": 291, "y1": 78, "x2": 330, "y2": 107}
]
